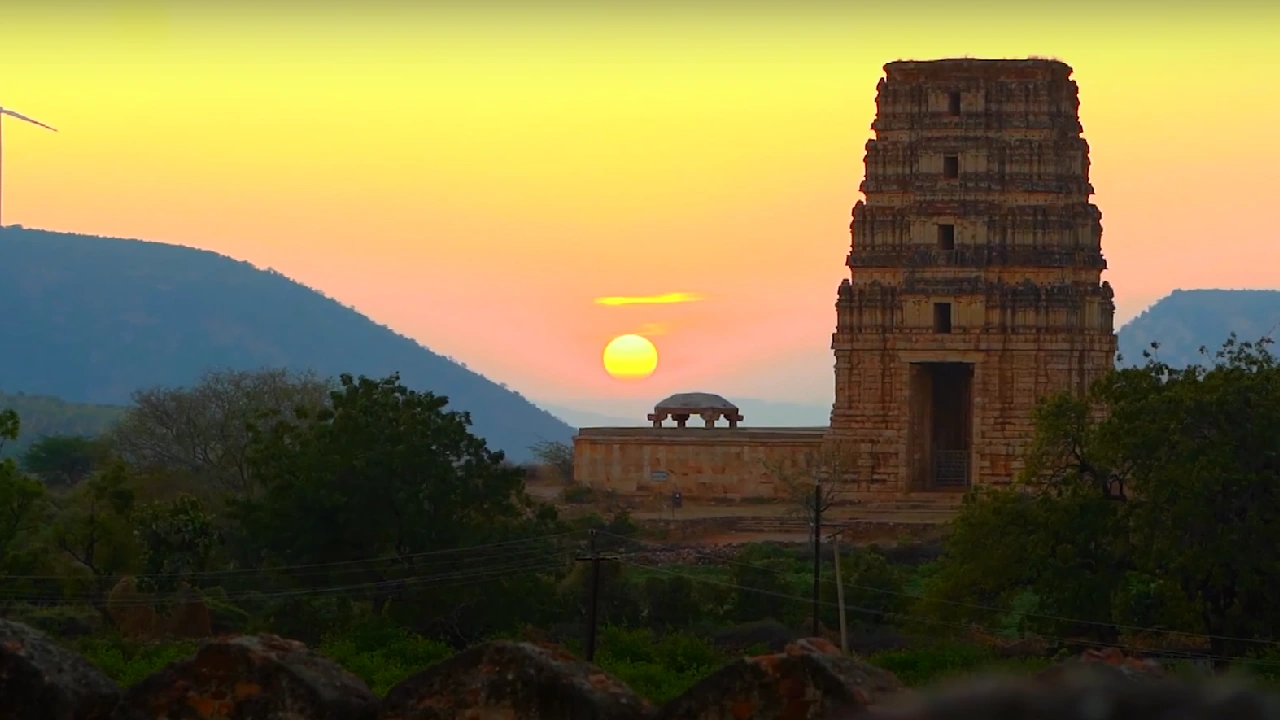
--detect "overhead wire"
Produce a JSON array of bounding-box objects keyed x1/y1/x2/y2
[
  {"x1": 618, "y1": 557, "x2": 1280, "y2": 670},
  {"x1": 0, "y1": 530, "x2": 587, "y2": 582},
  {"x1": 597, "y1": 530, "x2": 1280, "y2": 652},
  {"x1": 1, "y1": 553, "x2": 577, "y2": 607}
]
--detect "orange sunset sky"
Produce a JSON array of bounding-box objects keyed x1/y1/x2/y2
[{"x1": 1, "y1": 0, "x2": 1277, "y2": 410}]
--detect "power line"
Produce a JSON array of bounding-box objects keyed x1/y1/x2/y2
[
  {"x1": 599, "y1": 530, "x2": 1280, "y2": 651},
  {"x1": 1, "y1": 554, "x2": 574, "y2": 607},
  {"x1": 618, "y1": 558, "x2": 1280, "y2": 670},
  {"x1": 0, "y1": 530, "x2": 585, "y2": 582}
]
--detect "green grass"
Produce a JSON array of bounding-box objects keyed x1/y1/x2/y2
[{"x1": 72, "y1": 622, "x2": 1056, "y2": 702}]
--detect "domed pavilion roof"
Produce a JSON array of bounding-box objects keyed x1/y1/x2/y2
[
  {"x1": 649, "y1": 392, "x2": 744, "y2": 428},
  {"x1": 654, "y1": 392, "x2": 738, "y2": 412}
]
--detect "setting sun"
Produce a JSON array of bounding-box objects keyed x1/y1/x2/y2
[{"x1": 602, "y1": 334, "x2": 658, "y2": 380}]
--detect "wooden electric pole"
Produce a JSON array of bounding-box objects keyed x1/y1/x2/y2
[
  {"x1": 575, "y1": 529, "x2": 619, "y2": 662},
  {"x1": 811, "y1": 478, "x2": 822, "y2": 638},
  {"x1": 832, "y1": 529, "x2": 848, "y2": 653}
]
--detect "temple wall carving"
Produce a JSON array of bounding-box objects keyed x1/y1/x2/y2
[{"x1": 828, "y1": 58, "x2": 1118, "y2": 494}]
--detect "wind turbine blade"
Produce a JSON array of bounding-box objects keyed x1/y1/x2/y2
[{"x1": 0, "y1": 108, "x2": 57, "y2": 132}]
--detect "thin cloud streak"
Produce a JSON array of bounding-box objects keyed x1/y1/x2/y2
[{"x1": 594, "y1": 292, "x2": 704, "y2": 306}]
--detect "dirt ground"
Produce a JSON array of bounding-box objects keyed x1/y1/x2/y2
[{"x1": 527, "y1": 480, "x2": 957, "y2": 546}]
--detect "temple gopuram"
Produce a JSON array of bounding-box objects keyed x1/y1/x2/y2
[{"x1": 573, "y1": 58, "x2": 1117, "y2": 500}]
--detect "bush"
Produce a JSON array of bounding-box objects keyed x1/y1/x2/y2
[
  {"x1": 77, "y1": 635, "x2": 198, "y2": 687},
  {"x1": 590, "y1": 626, "x2": 728, "y2": 704},
  {"x1": 10, "y1": 604, "x2": 102, "y2": 638},
  {"x1": 563, "y1": 484, "x2": 595, "y2": 505},
  {"x1": 318, "y1": 616, "x2": 453, "y2": 696},
  {"x1": 868, "y1": 643, "x2": 1050, "y2": 687}
]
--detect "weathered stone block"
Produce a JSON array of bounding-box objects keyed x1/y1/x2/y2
[
  {"x1": 654, "y1": 640, "x2": 903, "y2": 720},
  {"x1": 853, "y1": 666, "x2": 1280, "y2": 720},
  {"x1": 0, "y1": 619, "x2": 122, "y2": 720},
  {"x1": 379, "y1": 641, "x2": 650, "y2": 720},
  {"x1": 113, "y1": 633, "x2": 377, "y2": 720}
]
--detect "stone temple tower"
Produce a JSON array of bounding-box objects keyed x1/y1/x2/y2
[{"x1": 827, "y1": 58, "x2": 1116, "y2": 494}]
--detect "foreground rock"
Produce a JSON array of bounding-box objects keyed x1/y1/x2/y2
[
  {"x1": 1038, "y1": 647, "x2": 1166, "y2": 681},
  {"x1": 655, "y1": 637, "x2": 902, "y2": 720},
  {"x1": 859, "y1": 665, "x2": 1280, "y2": 719},
  {"x1": 113, "y1": 633, "x2": 377, "y2": 720},
  {"x1": 380, "y1": 640, "x2": 650, "y2": 720},
  {"x1": 0, "y1": 619, "x2": 122, "y2": 720}
]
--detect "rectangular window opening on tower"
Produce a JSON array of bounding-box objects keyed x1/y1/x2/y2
[
  {"x1": 943, "y1": 156, "x2": 959, "y2": 179},
  {"x1": 937, "y1": 224, "x2": 956, "y2": 251},
  {"x1": 948, "y1": 91, "x2": 961, "y2": 116},
  {"x1": 933, "y1": 303, "x2": 953, "y2": 334}
]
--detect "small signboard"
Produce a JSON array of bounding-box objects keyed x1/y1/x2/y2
[{"x1": 650, "y1": 470, "x2": 669, "y2": 481}]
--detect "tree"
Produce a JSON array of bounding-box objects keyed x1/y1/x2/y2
[
  {"x1": 762, "y1": 442, "x2": 861, "y2": 523},
  {"x1": 20, "y1": 434, "x2": 112, "y2": 487},
  {"x1": 0, "y1": 411, "x2": 47, "y2": 570},
  {"x1": 0, "y1": 409, "x2": 18, "y2": 456},
  {"x1": 133, "y1": 494, "x2": 222, "y2": 593},
  {"x1": 110, "y1": 368, "x2": 333, "y2": 496},
  {"x1": 530, "y1": 440, "x2": 574, "y2": 483},
  {"x1": 922, "y1": 335, "x2": 1280, "y2": 662},
  {"x1": 232, "y1": 373, "x2": 564, "y2": 639},
  {"x1": 51, "y1": 460, "x2": 141, "y2": 622}
]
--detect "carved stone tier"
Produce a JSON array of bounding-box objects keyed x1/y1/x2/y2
[{"x1": 826, "y1": 57, "x2": 1117, "y2": 495}]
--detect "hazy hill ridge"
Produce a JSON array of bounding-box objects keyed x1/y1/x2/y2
[
  {"x1": 0, "y1": 226, "x2": 572, "y2": 462},
  {"x1": 1117, "y1": 289, "x2": 1280, "y2": 368}
]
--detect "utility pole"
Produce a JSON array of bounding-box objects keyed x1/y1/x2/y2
[
  {"x1": 811, "y1": 476, "x2": 822, "y2": 638},
  {"x1": 575, "y1": 529, "x2": 619, "y2": 662},
  {"x1": 832, "y1": 529, "x2": 848, "y2": 653}
]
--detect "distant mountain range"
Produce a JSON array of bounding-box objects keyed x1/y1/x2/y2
[
  {"x1": 2, "y1": 227, "x2": 1277, "y2": 451},
  {"x1": 0, "y1": 227, "x2": 572, "y2": 462},
  {"x1": 1116, "y1": 289, "x2": 1280, "y2": 368}
]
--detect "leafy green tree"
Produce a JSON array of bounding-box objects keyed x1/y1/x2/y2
[
  {"x1": 1105, "y1": 336, "x2": 1280, "y2": 659},
  {"x1": 0, "y1": 410, "x2": 50, "y2": 599},
  {"x1": 0, "y1": 409, "x2": 18, "y2": 455},
  {"x1": 110, "y1": 368, "x2": 333, "y2": 496},
  {"x1": 20, "y1": 434, "x2": 112, "y2": 487},
  {"x1": 51, "y1": 460, "x2": 141, "y2": 621},
  {"x1": 831, "y1": 547, "x2": 909, "y2": 628},
  {"x1": 133, "y1": 494, "x2": 222, "y2": 593},
  {"x1": 923, "y1": 335, "x2": 1280, "y2": 663},
  {"x1": 234, "y1": 373, "x2": 564, "y2": 640}
]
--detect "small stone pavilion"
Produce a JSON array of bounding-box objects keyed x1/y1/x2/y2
[
  {"x1": 648, "y1": 392, "x2": 745, "y2": 429},
  {"x1": 573, "y1": 57, "x2": 1117, "y2": 501}
]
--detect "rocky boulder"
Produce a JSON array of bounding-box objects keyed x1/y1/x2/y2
[
  {"x1": 0, "y1": 619, "x2": 122, "y2": 720},
  {"x1": 1038, "y1": 647, "x2": 1166, "y2": 681},
  {"x1": 857, "y1": 665, "x2": 1280, "y2": 720},
  {"x1": 380, "y1": 640, "x2": 650, "y2": 720},
  {"x1": 113, "y1": 633, "x2": 377, "y2": 720},
  {"x1": 654, "y1": 637, "x2": 902, "y2": 720}
]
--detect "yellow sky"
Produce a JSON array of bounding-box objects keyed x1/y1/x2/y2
[{"x1": 1, "y1": 1, "x2": 1277, "y2": 405}]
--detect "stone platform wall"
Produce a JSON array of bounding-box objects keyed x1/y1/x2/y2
[{"x1": 573, "y1": 427, "x2": 826, "y2": 500}]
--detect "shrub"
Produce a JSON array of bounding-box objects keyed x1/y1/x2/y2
[
  {"x1": 318, "y1": 616, "x2": 453, "y2": 696},
  {"x1": 868, "y1": 643, "x2": 1049, "y2": 687},
  {"x1": 76, "y1": 635, "x2": 198, "y2": 687},
  {"x1": 590, "y1": 626, "x2": 728, "y2": 704}
]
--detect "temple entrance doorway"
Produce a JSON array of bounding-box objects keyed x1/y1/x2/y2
[{"x1": 908, "y1": 362, "x2": 974, "y2": 490}]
